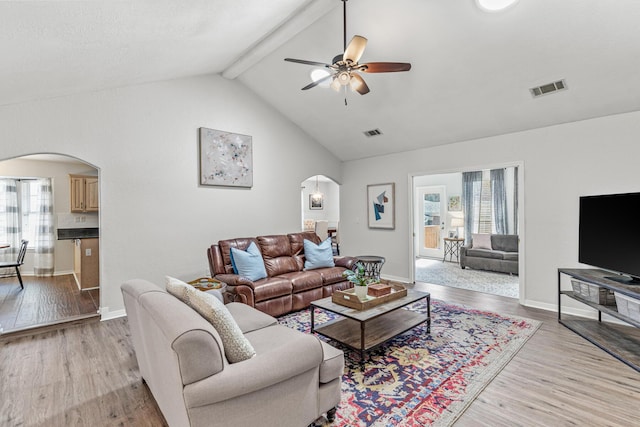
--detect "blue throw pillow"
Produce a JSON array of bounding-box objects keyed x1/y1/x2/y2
[
  {"x1": 303, "y1": 238, "x2": 335, "y2": 270},
  {"x1": 230, "y1": 242, "x2": 268, "y2": 282}
]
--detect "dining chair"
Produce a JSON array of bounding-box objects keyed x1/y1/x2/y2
[
  {"x1": 314, "y1": 220, "x2": 329, "y2": 241},
  {"x1": 331, "y1": 221, "x2": 340, "y2": 255},
  {"x1": 303, "y1": 219, "x2": 316, "y2": 231},
  {"x1": 0, "y1": 239, "x2": 28, "y2": 290}
]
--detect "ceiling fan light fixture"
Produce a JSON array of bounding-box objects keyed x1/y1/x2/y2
[
  {"x1": 330, "y1": 77, "x2": 342, "y2": 92},
  {"x1": 283, "y1": 0, "x2": 411, "y2": 97},
  {"x1": 310, "y1": 69, "x2": 331, "y2": 87},
  {"x1": 476, "y1": 0, "x2": 519, "y2": 12},
  {"x1": 337, "y1": 72, "x2": 351, "y2": 86}
]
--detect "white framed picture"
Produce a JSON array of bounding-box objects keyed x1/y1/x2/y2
[
  {"x1": 199, "y1": 127, "x2": 253, "y2": 188},
  {"x1": 367, "y1": 183, "x2": 395, "y2": 229}
]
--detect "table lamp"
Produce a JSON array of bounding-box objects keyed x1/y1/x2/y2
[{"x1": 451, "y1": 217, "x2": 464, "y2": 238}]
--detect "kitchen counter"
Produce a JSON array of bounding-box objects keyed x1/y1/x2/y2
[{"x1": 57, "y1": 227, "x2": 99, "y2": 240}]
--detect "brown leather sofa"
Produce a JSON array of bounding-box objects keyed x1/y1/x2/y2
[{"x1": 208, "y1": 231, "x2": 357, "y2": 317}]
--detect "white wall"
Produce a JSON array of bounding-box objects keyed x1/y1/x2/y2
[
  {"x1": 0, "y1": 157, "x2": 98, "y2": 275},
  {"x1": 340, "y1": 110, "x2": 640, "y2": 310},
  {"x1": 0, "y1": 74, "x2": 341, "y2": 317}
]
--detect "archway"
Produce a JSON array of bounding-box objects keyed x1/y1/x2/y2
[
  {"x1": 0, "y1": 153, "x2": 101, "y2": 334},
  {"x1": 300, "y1": 175, "x2": 341, "y2": 251}
]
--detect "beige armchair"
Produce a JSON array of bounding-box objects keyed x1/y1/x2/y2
[{"x1": 121, "y1": 279, "x2": 343, "y2": 427}]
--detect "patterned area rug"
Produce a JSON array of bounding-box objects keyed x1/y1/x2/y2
[
  {"x1": 279, "y1": 300, "x2": 540, "y2": 426},
  {"x1": 415, "y1": 258, "x2": 520, "y2": 299}
]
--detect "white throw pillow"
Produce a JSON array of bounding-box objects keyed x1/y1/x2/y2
[
  {"x1": 165, "y1": 276, "x2": 193, "y2": 303},
  {"x1": 472, "y1": 233, "x2": 492, "y2": 250},
  {"x1": 185, "y1": 286, "x2": 256, "y2": 363}
]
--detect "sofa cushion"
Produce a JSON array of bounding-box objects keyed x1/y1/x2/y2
[
  {"x1": 319, "y1": 341, "x2": 344, "y2": 384},
  {"x1": 252, "y1": 277, "x2": 294, "y2": 302},
  {"x1": 218, "y1": 238, "x2": 260, "y2": 273},
  {"x1": 472, "y1": 233, "x2": 492, "y2": 250},
  {"x1": 258, "y1": 235, "x2": 300, "y2": 277},
  {"x1": 503, "y1": 252, "x2": 519, "y2": 262},
  {"x1": 288, "y1": 231, "x2": 321, "y2": 255},
  {"x1": 186, "y1": 286, "x2": 256, "y2": 363},
  {"x1": 303, "y1": 238, "x2": 335, "y2": 270},
  {"x1": 316, "y1": 266, "x2": 351, "y2": 286},
  {"x1": 230, "y1": 242, "x2": 268, "y2": 282},
  {"x1": 279, "y1": 271, "x2": 323, "y2": 293},
  {"x1": 492, "y1": 234, "x2": 518, "y2": 252},
  {"x1": 226, "y1": 302, "x2": 278, "y2": 333},
  {"x1": 465, "y1": 248, "x2": 505, "y2": 260}
]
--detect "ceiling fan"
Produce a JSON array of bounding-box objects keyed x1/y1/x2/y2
[{"x1": 284, "y1": 0, "x2": 411, "y2": 96}]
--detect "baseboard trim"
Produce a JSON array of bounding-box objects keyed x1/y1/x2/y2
[
  {"x1": 381, "y1": 274, "x2": 412, "y2": 284},
  {"x1": 523, "y1": 299, "x2": 628, "y2": 326},
  {"x1": 99, "y1": 308, "x2": 126, "y2": 321}
]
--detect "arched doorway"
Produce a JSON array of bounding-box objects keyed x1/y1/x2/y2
[
  {"x1": 301, "y1": 175, "x2": 340, "y2": 251},
  {"x1": 0, "y1": 153, "x2": 101, "y2": 334}
]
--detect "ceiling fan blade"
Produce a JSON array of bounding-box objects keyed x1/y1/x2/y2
[
  {"x1": 343, "y1": 35, "x2": 367, "y2": 64},
  {"x1": 301, "y1": 73, "x2": 334, "y2": 90},
  {"x1": 361, "y1": 62, "x2": 412, "y2": 73},
  {"x1": 350, "y1": 73, "x2": 370, "y2": 95},
  {"x1": 285, "y1": 58, "x2": 332, "y2": 68}
]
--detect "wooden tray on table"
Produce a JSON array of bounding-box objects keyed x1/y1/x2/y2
[{"x1": 332, "y1": 281, "x2": 407, "y2": 310}]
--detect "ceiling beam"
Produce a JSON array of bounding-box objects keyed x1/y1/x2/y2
[{"x1": 222, "y1": 0, "x2": 338, "y2": 80}]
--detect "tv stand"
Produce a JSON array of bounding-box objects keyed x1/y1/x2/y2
[
  {"x1": 558, "y1": 268, "x2": 640, "y2": 372},
  {"x1": 603, "y1": 275, "x2": 640, "y2": 285}
]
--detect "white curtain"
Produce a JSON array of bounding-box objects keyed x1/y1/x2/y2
[
  {"x1": 0, "y1": 178, "x2": 21, "y2": 277},
  {"x1": 462, "y1": 171, "x2": 482, "y2": 244},
  {"x1": 34, "y1": 178, "x2": 55, "y2": 277},
  {"x1": 490, "y1": 168, "x2": 508, "y2": 234}
]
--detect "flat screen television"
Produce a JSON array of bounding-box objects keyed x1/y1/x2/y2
[{"x1": 579, "y1": 192, "x2": 640, "y2": 284}]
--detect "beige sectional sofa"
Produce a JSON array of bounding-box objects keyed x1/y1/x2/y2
[{"x1": 121, "y1": 279, "x2": 344, "y2": 427}]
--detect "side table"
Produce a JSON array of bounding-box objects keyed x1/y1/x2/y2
[
  {"x1": 443, "y1": 238, "x2": 464, "y2": 263},
  {"x1": 188, "y1": 277, "x2": 229, "y2": 301},
  {"x1": 356, "y1": 255, "x2": 386, "y2": 281}
]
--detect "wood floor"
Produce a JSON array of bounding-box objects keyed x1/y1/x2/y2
[
  {"x1": 0, "y1": 274, "x2": 99, "y2": 334},
  {"x1": 1, "y1": 283, "x2": 638, "y2": 426}
]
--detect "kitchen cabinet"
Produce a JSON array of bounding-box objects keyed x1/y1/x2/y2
[
  {"x1": 70, "y1": 174, "x2": 99, "y2": 212},
  {"x1": 74, "y1": 238, "x2": 100, "y2": 290}
]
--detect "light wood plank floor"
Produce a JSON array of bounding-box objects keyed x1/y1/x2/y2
[
  {"x1": 1, "y1": 283, "x2": 638, "y2": 426},
  {"x1": 0, "y1": 274, "x2": 99, "y2": 334}
]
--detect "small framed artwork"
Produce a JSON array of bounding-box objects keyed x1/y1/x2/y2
[
  {"x1": 448, "y1": 195, "x2": 461, "y2": 211},
  {"x1": 309, "y1": 194, "x2": 323, "y2": 210},
  {"x1": 199, "y1": 127, "x2": 253, "y2": 188},
  {"x1": 367, "y1": 183, "x2": 395, "y2": 229}
]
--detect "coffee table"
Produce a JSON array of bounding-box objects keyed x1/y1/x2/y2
[{"x1": 310, "y1": 289, "x2": 430, "y2": 360}]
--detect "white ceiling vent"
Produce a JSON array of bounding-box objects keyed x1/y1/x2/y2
[
  {"x1": 363, "y1": 128, "x2": 383, "y2": 137},
  {"x1": 530, "y1": 79, "x2": 567, "y2": 98}
]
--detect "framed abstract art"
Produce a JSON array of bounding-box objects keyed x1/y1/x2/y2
[
  {"x1": 367, "y1": 183, "x2": 395, "y2": 229},
  {"x1": 199, "y1": 127, "x2": 253, "y2": 188}
]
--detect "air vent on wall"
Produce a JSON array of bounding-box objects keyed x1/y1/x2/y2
[
  {"x1": 363, "y1": 128, "x2": 383, "y2": 137},
  {"x1": 530, "y1": 79, "x2": 567, "y2": 98}
]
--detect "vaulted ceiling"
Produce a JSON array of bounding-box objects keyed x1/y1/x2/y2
[{"x1": 3, "y1": 0, "x2": 640, "y2": 161}]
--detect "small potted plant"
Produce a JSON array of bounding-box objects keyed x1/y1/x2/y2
[{"x1": 343, "y1": 264, "x2": 371, "y2": 301}]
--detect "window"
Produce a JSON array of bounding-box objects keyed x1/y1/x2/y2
[
  {"x1": 20, "y1": 180, "x2": 42, "y2": 248},
  {"x1": 0, "y1": 178, "x2": 42, "y2": 249},
  {"x1": 478, "y1": 171, "x2": 494, "y2": 234}
]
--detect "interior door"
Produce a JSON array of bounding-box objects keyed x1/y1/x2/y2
[{"x1": 417, "y1": 186, "x2": 446, "y2": 258}]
